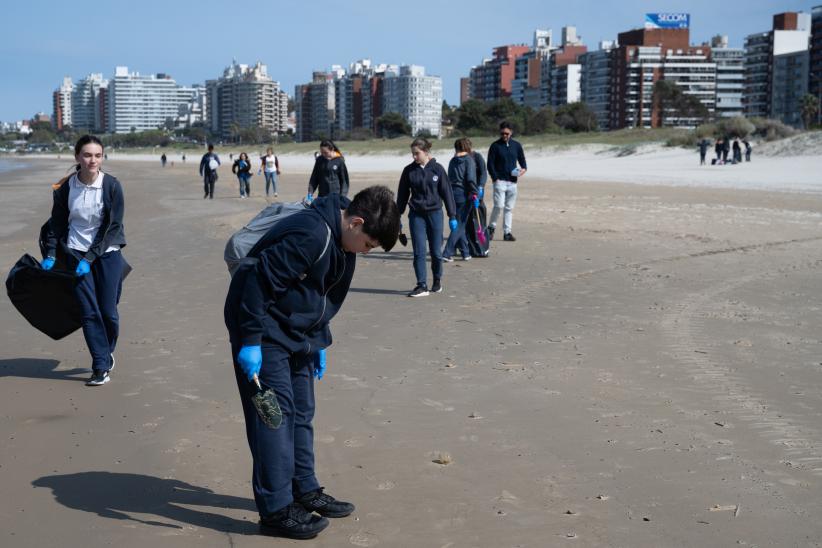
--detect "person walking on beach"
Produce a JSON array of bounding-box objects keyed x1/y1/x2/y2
[
  {"x1": 232, "y1": 152, "x2": 253, "y2": 198},
  {"x1": 732, "y1": 138, "x2": 742, "y2": 164},
  {"x1": 307, "y1": 140, "x2": 349, "y2": 201},
  {"x1": 743, "y1": 139, "x2": 752, "y2": 162},
  {"x1": 160, "y1": 153, "x2": 167, "y2": 168},
  {"x1": 487, "y1": 121, "x2": 527, "y2": 242},
  {"x1": 199, "y1": 144, "x2": 220, "y2": 199},
  {"x1": 259, "y1": 147, "x2": 280, "y2": 199},
  {"x1": 442, "y1": 138, "x2": 478, "y2": 262},
  {"x1": 224, "y1": 186, "x2": 400, "y2": 540},
  {"x1": 714, "y1": 138, "x2": 723, "y2": 164},
  {"x1": 396, "y1": 137, "x2": 457, "y2": 297},
  {"x1": 722, "y1": 137, "x2": 730, "y2": 164},
  {"x1": 41, "y1": 135, "x2": 127, "y2": 387},
  {"x1": 698, "y1": 138, "x2": 709, "y2": 165},
  {"x1": 182, "y1": 153, "x2": 186, "y2": 164}
]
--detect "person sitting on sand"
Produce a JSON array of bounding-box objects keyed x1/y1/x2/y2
[{"x1": 224, "y1": 185, "x2": 400, "y2": 540}]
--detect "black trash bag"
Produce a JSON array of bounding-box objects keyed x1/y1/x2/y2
[
  {"x1": 6, "y1": 254, "x2": 82, "y2": 340},
  {"x1": 465, "y1": 200, "x2": 491, "y2": 258}
]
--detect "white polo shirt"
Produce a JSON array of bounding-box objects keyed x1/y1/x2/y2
[{"x1": 66, "y1": 171, "x2": 120, "y2": 253}]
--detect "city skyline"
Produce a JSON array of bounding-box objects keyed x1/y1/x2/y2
[{"x1": 1, "y1": 0, "x2": 818, "y2": 122}]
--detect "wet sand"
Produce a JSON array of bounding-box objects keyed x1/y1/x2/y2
[{"x1": 2, "y1": 159, "x2": 822, "y2": 547}]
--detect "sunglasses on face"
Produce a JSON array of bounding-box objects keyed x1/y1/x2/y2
[{"x1": 500, "y1": 132, "x2": 512, "y2": 136}]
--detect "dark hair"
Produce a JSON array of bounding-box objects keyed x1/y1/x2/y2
[
  {"x1": 207, "y1": 143, "x2": 214, "y2": 151},
  {"x1": 346, "y1": 185, "x2": 400, "y2": 252},
  {"x1": 319, "y1": 139, "x2": 341, "y2": 154},
  {"x1": 74, "y1": 135, "x2": 104, "y2": 156},
  {"x1": 410, "y1": 137, "x2": 432, "y2": 152},
  {"x1": 463, "y1": 138, "x2": 474, "y2": 153},
  {"x1": 499, "y1": 121, "x2": 513, "y2": 132},
  {"x1": 454, "y1": 138, "x2": 471, "y2": 153}
]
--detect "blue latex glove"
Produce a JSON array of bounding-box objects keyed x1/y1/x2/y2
[
  {"x1": 471, "y1": 194, "x2": 480, "y2": 208},
  {"x1": 478, "y1": 187, "x2": 484, "y2": 200},
  {"x1": 41, "y1": 257, "x2": 56, "y2": 270},
  {"x1": 305, "y1": 193, "x2": 314, "y2": 203},
  {"x1": 75, "y1": 259, "x2": 91, "y2": 277},
  {"x1": 314, "y1": 348, "x2": 327, "y2": 380},
  {"x1": 449, "y1": 218, "x2": 458, "y2": 231},
  {"x1": 238, "y1": 345, "x2": 262, "y2": 382}
]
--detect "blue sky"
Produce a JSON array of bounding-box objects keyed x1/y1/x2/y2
[{"x1": 0, "y1": 0, "x2": 817, "y2": 122}]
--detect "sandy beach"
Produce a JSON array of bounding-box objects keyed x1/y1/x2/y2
[{"x1": 2, "y1": 151, "x2": 822, "y2": 547}]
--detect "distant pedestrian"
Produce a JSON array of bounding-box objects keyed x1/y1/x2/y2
[
  {"x1": 698, "y1": 138, "x2": 709, "y2": 165},
  {"x1": 396, "y1": 137, "x2": 457, "y2": 297},
  {"x1": 182, "y1": 153, "x2": 186, "y2": 164},
  {"x1": 259, "y1": 147, "x2": 280, "y2": 199},
  {"x1": 199, "y1": 144, "x2": 220, "y2": 199},
  {"x1": 161, "y1": 153, "x2": 167, "y2": 167},
  {"x1": 232, "y1": 152, "x2": 253, "y2": 198},
  {"x1": 442, "y1": 138, "x2": 477, "y2": 262},
  {"x1": 722, "y1": 138, "x2": 730, "y2": 163},
  {"x1": 732, "y1": 138, "x2": 742, "y2": 164},
  {"x1": 41, "y1": 135, "x2": 127, "y2": 387},
  {"x1": 714, "y1": 138, "x2": 723, "y2": 164},
  {"x1": 307, "y1": 140, "x2": 349, "y2": 200},
  {"x1": 743, "y1": 139, "x2": 752, "y2": 162},
  {"x1": 487, "y1": 121, "x2": 527, "y2": 242}
]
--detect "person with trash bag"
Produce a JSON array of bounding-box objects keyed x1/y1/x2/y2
[
  {"x1": 199, "y1": 144, "x2": 220, "y2": 199},
  {"x1": 41, "y1": 135, "x2": 127, "y2": 387},
  {"x1": 442, "y1": 138, "x2": 478, "y2": 262},
  {"x1": 232, "y1": 152, "x2": 253, "y2": 198},
  {"x1": 224, "y1": 186, "x2": 400, "y2": 540},
  {"x1": 306, "y1": 140, "x2": 350, "y2": 202},
  {"x1": 464, "y1": 138, "x2": 491, "y2": 258},
  {"x1": 396, "y1": 137, "x2": 457, "y2": 298},
  {"x1": 487, "y1": 121, "x2": 527, "y2": 242}
]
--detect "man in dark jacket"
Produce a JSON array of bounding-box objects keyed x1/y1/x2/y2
[
  {"x1": 224, "y1": 186, "x2": 399, "y2": 540},
  {"x1": 486, "y1": 121, "x2": 527, "y2": 241},
  {"x1": 199, "y1": 144, "x2": 220, "y2": 199}
]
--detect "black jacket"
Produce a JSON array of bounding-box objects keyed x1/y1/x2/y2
[
  {"x1": 199, "y1": 152, "x2": 220, "y2": 176},
  {"x1": 396, "y1": 159, "x2": 456, "y2": 218},
  {"x1": 224, "y1": 194, "x2": 354, "y2": 354},
  {"x1": 472, "y1": 151, "x2": 488, "y2": 189},
  {"x1": 487, "y1": 138, "x2": 527, "y2": 183},
  {"x1": 43, "y1": 173, "x2": 126, "y2": 264},
  {"x1": 308, "y1": 154, "x2": 349, "y2": 197},
  {"x1": 447, "y1": 154, "x2": 478, "y2": 195},
  {"x1": 232, "y1": 158, "x2": 252, "y2": 177}
]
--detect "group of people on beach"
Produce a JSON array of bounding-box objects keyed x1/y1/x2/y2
[
  {"x1": 31, "y1": 121, "x2": 528, "y2": 540},
  {"x1": 698, "y1": 136, "x2": 752, "y2": 165}
]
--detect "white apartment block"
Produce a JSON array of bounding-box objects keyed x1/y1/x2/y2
[
  {"x1": 382, "y1": 65, "x2": 442, "y2": 137},
  {"x1": 107, "y1": 66, "x2": 194, "y2": 133},
  {"x1": 72, "y1": 73, "x2": 107, "y2": 131},
  {"x1": 711, "y1": 36, "x2": 745, "y2": 119},
  {"x1": 52, "y1": 76, "x2": 74, "y2": 130}
]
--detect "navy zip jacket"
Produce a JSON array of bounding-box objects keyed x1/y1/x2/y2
[
  {"x1": 224, "y1": 194, "x2": 354, "y2": 354},
  {"x1": 199, "y1": 152, "x2": 220, "y2": 176},
  {"x1": 487, "y1": 138, "x2": 527, "y2": 183},
  {"x1": 472, "y1": 151, "x2": 488, "y2": 189},
  {"x1": 396, "y1": 159, "x2": 456, "y2": 218},
  {"x1": 308, "y1": 155, "x2": 350, "y2": 197},
  {"x1": 447, "y1": 154, "x2": 478, "y2": 196},
  {"x1": 44, "y1": 173, "x2": 126, "y2": 264}
]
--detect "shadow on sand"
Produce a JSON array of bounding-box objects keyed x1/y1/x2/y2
[
  {"x1": 0, "y1": 358, "x2": 88, "y2": 382},
  {"x1": 32, "y1": 472, "x2": 258, "y2": 534},
  {"x1": 348, "y1": 287, "x2": 409, "y2": 296}
]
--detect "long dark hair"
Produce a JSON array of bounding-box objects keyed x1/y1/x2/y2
[
  {"x1": 73, "y1": 135, "x2": 104, "y2": 172},
  {"x1": 319, "y1": 139, "x2": 341, "y2": 155}
]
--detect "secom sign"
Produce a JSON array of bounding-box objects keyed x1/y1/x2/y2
[{"x1": 644, "y1": 13, "x2": 690, "y2": 29}]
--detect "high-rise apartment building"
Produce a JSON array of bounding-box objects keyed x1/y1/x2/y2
[
  {"x1": 744, "y1": 12, "x2": 811, "y2": 126},
  {"x1": 52, "y1": 76, "x2": 74, "y2": 131},
  {"x1": 811, "y1": 6, "x2": 822, "y2": 125},
  {"x1": 511, "y1": 30, "x2": 555, "y2": 109},
  {"x1": 107, "y1": 66, "x2": 195, "y2": 133},
  {"x1": 205, "y1": 61, "x2": 288, "y2": 138},
  {"x1": 467, "y1": 45, "x2": 531, "y2": 103},
  {"x1": 711, "y1": 36, "x2": 745, "y2": 119},
  {"x1": 72, "y1": 73, "x2": 107, "y2": 131},
  {"x1": 580, "y1": 41, "x2": 616, "y2": 130},
  {"x1": 382, "y1": 65, "x2": 443, "y2": 137},
  {"x1": 295, "y1": 72, "x2": 336, "y2": 142}
]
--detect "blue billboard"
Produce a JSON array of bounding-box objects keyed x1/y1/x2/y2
[{"x1": 645, "y1": 13, "x2": 690, "y2": 29}]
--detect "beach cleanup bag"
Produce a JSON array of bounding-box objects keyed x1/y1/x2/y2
[
  {"x1": 208, "y1": 157, "x2": 219, "y2": 171},
  {"x1": 224, "y1": 201, "x2": 331, "y2": 277}
]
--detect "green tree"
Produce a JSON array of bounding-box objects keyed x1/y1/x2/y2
[
  {"x1": 653, "y1": 80, "x2": 708, "y2": 126},
  {"x1": 555, "y1": 102, "x2": 598, "y2": 132},
  {"x1": 454, "y1": 99, "x2": 489, "y2": 134},
  {"x1": 524, "y1": 106, "x2": 556, "y2": 135},
  {"x1": 376, "y1": 112, "x2": 411, "y2": 138},
  {"x1": 801, "y1": 94, "x2": 819, "y2": 129}
]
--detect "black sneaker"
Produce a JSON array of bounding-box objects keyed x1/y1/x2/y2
[
  {"x1": 260, "y1": 503, "x2": 329, "y2": 539},
  {"x1": 504, "y1": 232, "x2": 516, "y2": 242},
  {"x1": 86, "y1": 369, "x2": 110, "y2": 386},
  {"x1": 297, "y1": 488, "x2": 355, "y2": 518},
  {"x1": 431, "y1": 279, "x2": 442, "y2": 293},
  {"x1": 408, "y1": 283, "x2": 429, "y2": 297}
]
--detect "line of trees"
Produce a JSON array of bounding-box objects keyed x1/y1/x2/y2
[{"x1": 445, "y1": 98, "x2": 599, "y2": 136}]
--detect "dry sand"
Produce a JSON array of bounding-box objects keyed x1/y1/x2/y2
[{"x1": 1, "y1": 155, "x2": 822, "y2": 547}]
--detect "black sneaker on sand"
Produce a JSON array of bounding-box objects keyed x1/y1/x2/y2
[
  {"x1": 260, "y1": 502, "x2": 329, "y2": 539},
  {"x1": 297, "y1": 488, "x2": 355, "y2": 518},
  {"x1": 86, "y1": 370, "x2": 110, "y2": 386},
  {"x1": 408, "y1": 284, "x2": 429, "y2": 298},
  {"x1": 431, "y1": 279, "x2": 442, "y2": 293},
  {"x1": 504, "y1": 232, "x2": 516, "y2": 242},
  {"x1": 488, "y1": 225, "x2": 495, "y2": 240}
]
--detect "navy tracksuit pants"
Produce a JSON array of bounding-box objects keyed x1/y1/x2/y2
[
  {"x1": 232, "y1": 342, "x2": 321, "y2": 517},
  {"x1": 70, "y1": 250, "x2": 124, "y2": 371}
]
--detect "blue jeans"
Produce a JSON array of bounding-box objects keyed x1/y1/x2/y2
[
  {"x1": 443, "y1": 187, "x2": 471, "y2": 259},
  {"x1": 232, "y1": 342, "x2": 321, "y2": 517},
  {"x1": 408, "y1": 209, "x2": 443, "y2": 287},
  {"x1": 264, "y1": 171, "x2": 278, "y2": 195},
  {"x1": 72, "y1": 250, "x2": 124, "y2": 371},
  {"x1": 238, "y1": 174, "x2": 251, "y2": 196}
]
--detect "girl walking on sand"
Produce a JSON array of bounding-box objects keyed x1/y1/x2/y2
[
  {"x1": 41, "y1": 135, "x2": 127, "y2": 386},
  {"x1": 233, "y1": 152, "x2": 253, "y2": 198},
  {"x1": 259, "y1": 147, "x2": 280, "y2": 198},
  {"x1": 307, "y1": 140, "x2": 349, "y2": 200}
]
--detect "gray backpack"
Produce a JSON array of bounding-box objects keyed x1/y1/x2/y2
[{"x1": 224, "y1": 201, "x2": 331, "y2": 276}]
